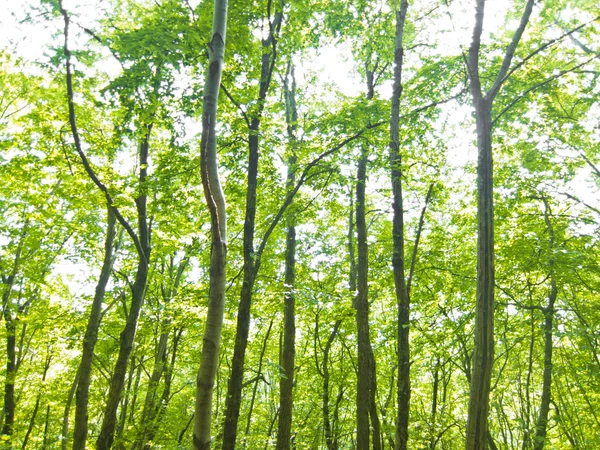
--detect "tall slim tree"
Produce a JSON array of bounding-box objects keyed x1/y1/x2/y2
[
  {"x1": 465, "y1": 1, "x2": 535, "y2": 448},
  {"x1": 276, "y1": 62, "x2": 298, "y2": 450},
  {"x1": 193, "y1": 0, "x2": 229, "y2": 446},
  {"x1": 388, "y1": 1, "x2": 410, "y2": 449}
]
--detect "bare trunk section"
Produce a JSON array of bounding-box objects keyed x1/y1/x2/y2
[
  {"x1": 73, "y1": 206, "x2": 117, "y2": 450},
  {"x1": 62, "y1": 370, "x2": 79, "y2": 450},
  {"x1": 2, "y1": 317, "x2": 16, "y2": 438},
  {"x1": 465, "y1": 1, "x2": 535, "y2": 447},
  {"x1": 96, "y1": 126, "x2": 152, "y2": 450},
  {"x1": 355, "y1": 144, "x2": 371, "y2": 450},
  {"x1": 276, "y1": 63, "x2": 298, "y2": 450},
  {"x1": 221, "y1": 6, "x2": 283, "y2": 448},
  {"x1": 320, "y1": 319, "x2": 341, "y2": 450},
  {"x1": 193, "y1": 0, "x2": 229, "y2": 446},
  {"x1": 389, "y1": 2, "x2": 410, "y2": 449},
  {"x1": 532, "y1": 199, "x2": 557, "y2": 450}
]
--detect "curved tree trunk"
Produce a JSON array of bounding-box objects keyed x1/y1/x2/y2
[{"x1": 193, "y1": 0, "x2": 229, "y2": 446}]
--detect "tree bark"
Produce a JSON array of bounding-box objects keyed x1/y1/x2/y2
[
  {"x1": 276, "y1": 63, "x2": 298, "y2": 450},
  {"x1": 73, "y1": 206, "x2": 117, "y2": 450},
  {"x1": 465, "y1": 1, "x2": 535, "y2": 448},
  {"x1": 354, "y1": 143, "x2": 371, "y2": 450},
  {"x1": 221, "y1": 6, "x2": 283, "y2": 449},
  {"x1": 193, "y1": 0, "x2": 229, "y2": 446},
  {"x1": 532, "y1": 199, "x2": 557, "y2": 450},
  {"x1": 96, "y1": 126, "x2": 152, "y2": 450},
  {"x1": 389, "y1": 2, "x2": 410, "y2": 449}
]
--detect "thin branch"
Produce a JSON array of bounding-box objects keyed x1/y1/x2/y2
[
  {"x1": 488, "y1": 0, "x2": 536, "y2": 100},
  {"x1": 254, "y1": 121, "x2": 385, "y2": 265},
  {"x1": 58, "y1": 1, "x2": 146, "y2": 262},
  {"x1": 221, "y1": 83, "x2": 250, "y2": 128},
  {"x1": 492, "y1": 55, "x2": 597, "y2": 125}
]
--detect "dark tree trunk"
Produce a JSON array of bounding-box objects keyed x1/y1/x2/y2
[
  {"x1": 73, "y1": 206, "x2": 117, "y2": 450},
  {"x1": 221, "y1": 9, "x2": 283, "y2": 449},
  {"x1": 389, "y1": 2, "x2": 410, "y2": 449},
  {"x1": 464, "y1": 1, "x2": 535, "y2": 447},
  {"x1": 533, "y1": 199, "x2": 557, "y2": 450},
  {"x1": 320, "y1": 319, "x2": 341, "y2": 450},
  {"x1": 276, "y1": 63, "x2": 298, "y2": 450},
  {"x1": 61, "y1": 369, "x2": 79, "y2": 450},
  {"x1": 96, "y1": 130, "x2": 152, "y2": 449},
  {"x1": 1, "y1": 315, "x2": 16, "y2": 438},
  {"x1": 134, "y1": 257, "x2": 187, "y2": 449},
  {"x1": 355, "y1": 144, "x2": 371, "y2": 450}
]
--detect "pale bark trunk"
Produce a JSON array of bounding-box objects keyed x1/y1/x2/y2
[{"x1": 193, "y1": 0, "x2": 228, "y2": 446}]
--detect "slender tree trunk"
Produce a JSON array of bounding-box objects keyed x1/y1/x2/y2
[
  {"x1": 43, "y1": 404, "x2": 50, "y2": 449},
  {"x1": 242, "y1": 320, "x2": 273, "y2": 446},
  {"x1": 221, "y1": 8, "x2": 283, "y2": 449},
  {"x1": 73, "y1": 206, "x2": 117, "y2": 450},
  {"x1": 134, "y1": 257, "x2": 187, "y2": 450},
  {"x1": 389, "y1": 2, "x2": 410, "y2": 449},
  {"x1": 23, "y1": 347, "x2": 52, "y2": 449},
  {"x1": 276, "y1": 62, "x2": 298, "y2": 450},
  {"x1": 1, "y1": 314, "x2": 16, "y2": 439},
  {"x1": 62, "y1": 370, "x2": 79, "y2": 450},
  {"x1": 96, "y1": 127, "x2": 152, "y2": 450},
  {"x1": 320, "y1": 319, "x2": 341, "y2": 450},
  {"x1": 193, "y1": 0, "x2": 228, "y2": 446},
  {"x1": 533, "y1": 199, "x2": 557, "y2": 450},
  {"x1": 143, "y1": 327, "x2": 182, "y2": 450},
  {"x1": 465, "y1": 2, "x2": 535, "y2": 447},
  {"x1": 355, "y1": 144, "x2": 371, "y2": 450}
]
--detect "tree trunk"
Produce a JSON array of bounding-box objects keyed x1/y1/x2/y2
[
  {"x1": 533, "y1": 199, "x2": 557, "y2": 450},
  {"x1": 320, "y1": 319, "x2": 341, "y2": 450},
  {"x1": 389, "y1": 2, "x2": 410, "y2": 449},
  {"x1": 355, "y1": 144, "x2": 371, "y2": 450},
  {"x1": 62, "y1": 369, "x2": 79, "y2": 450},
  {"x1": 96, "y1": 126, "x2": 152, "y2": 450},
  {"x1": 276, "y1": 64, "x2": 298, "y2": 450},
  {"x1": 466, "y1": 94, "x2": 495, "y2": 450},
  {"x1": 73, "y1": 206, "x2": 117, "y2": 450},
  {"x1": 22, "y1": 347, "x2": 52, "y2": 449},
  {"x1": 1, "y1": 313, "x2": 16, "y2": 439},
  {"x1": 221, "y1": 8, "x2": 283, "y2": 449},
  {"x1": 465, "y1": 2, "x2": 535, "y2": 447},
  {"x1": 193, "y1": 0, "x2": 229, "y2": 446},
  {"x1": 134, "y1": 257, "x2": 187, "y2": 449}
]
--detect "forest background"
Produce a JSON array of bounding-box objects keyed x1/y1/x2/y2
[{"x1": 0, "y1": 0, "x2": 599, "y2": 449}]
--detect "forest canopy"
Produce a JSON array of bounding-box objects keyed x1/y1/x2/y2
[{"x1": 0, "y1": 0, "x2": 599, "y2": 449}]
